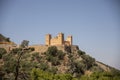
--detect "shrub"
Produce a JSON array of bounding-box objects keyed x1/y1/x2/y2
[
  {"x1": 0, "y1": 48, "x2": 7, "y2": 59},
  {"x1": 64, "y1": 45, "x2": 71, "y2": 53},
  {"x1": 31, "y1": 68, "x2": 78, "y2": 80},
  {"x1": 39, "y1": 63, "x2": 49, "y2": 71},
  {"x1": 54, "y1": 74, "x2": 73, "y2": 80},
  {"x1": 77, "y1": 50, "x2": 85, "y2": 56},
  {"x1": 0, "y1": 48, "x2": 7, "y2": 54},
  {"x1": 31, "y1": 68, "x2": 53, "y2": 80},
  {"x1": 0, "y1": 54, "x2": 2, "y2": 59},
  {"x1": 29, "y1": 47, "x2": 35, "y2": 51},
  {"x1": 70, "y1": 61, "x2": 85, "y2": 76},
  {"x1": 32, "y1": 52, "x2": 39, "y2": 57},
  {"x1": 20, "y1": 40, "x2": 29, "y2": 48},
  {"x1": 32, "y1": 52, "x2": 41, "y2": 62},
  {"x1": 48, "y1": 66, "x2": 58, "y2": 74},
  {"x1": 57, "y1": 50, "x2": 65, "y2": 60},
  {"x1": 3, "y1": 56, "x2": 16, "y2": 73},
  {"x1": 51, "y1": 57, "x2": 60, "y2": 66},
  {"x1": 10, "y1": 48, "x2": 22, "y2": 54},
  {"x1": 46, "y1": 46, "x2": 58, "y2": 56},
  {"x1": 81, "y1": 54, "x2": 95, "y2": 69},
  {"x1": 47, "y1": 55, "x2": 60, "y2": 66}
]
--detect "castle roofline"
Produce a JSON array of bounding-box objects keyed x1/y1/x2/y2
[{"x1": 45, "y1": 32, "x2": 72, "y2": 46}]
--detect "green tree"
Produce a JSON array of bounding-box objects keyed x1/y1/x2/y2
[
  {"x1": 64, "y1": 45, "x2": 71, "y2": 53},
  {"x1": 6, "y1": 37, "x2": 10, "y2": 42},
  {"x1": 57, "y1": 50, "x2": 65, "y2": 60},
  {"x1": 31, "y1": 68, "x2": 77, "y2": 80},
  {"x1": 39, "y1": 63, "x2": 49, "y2": 71},
  {"x1": 54, "y1": 74, "x2": 73, "y2": 80},
  {"x1": 20, "y1": 40, "x2": 29, "y2": 48},
  {"x1": 48, "y1": 66, "x2": 58, "y2": 74},
  {"x1": 0, "y1": 48, "x2": 7, "y2": 54},
  {"x1": 2, "y1": 54, "x2": 16, "y2": 73},
  {"x1": 0, "y1": 48, "x2": 7, "y2": 59},
  {"x1": 81, "y1": 54, "x2": 95, "y2": 69},
  {"x1": 46, "y1": 46, "x2": 58, "y2": 56},
  {"x1": 69, "y1": 61, "x2": 85, "y2": 77},
  {"x1": 77, "y1": 50, "x2": 85, "y2": 56},
  {"x1": 10, "y1": 48, "x2": 22, "y2": 54},
  {"x1": 31, "y1": 68, "x2": 53, "y2": 80}
]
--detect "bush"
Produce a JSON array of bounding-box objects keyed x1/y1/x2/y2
[
  {"x1": 81, "y1": 54, "x2": 95, "y2": 69},
  {"x1": 89, "y1": 71, "x2": 114, "y2": 80},
  {"x1": 48, "y1": 66, "x2": 58, "y2": 74},
  {"x1": 29, "y1": 47, "x2": 35, "y2": 51},
  {"x1": 51, "y1": 57, "x2": 60, "y2": 66},
  {"x1": 32, "y1": 52, "x2": 39, "y2": 57},
  {"x1": 47, "y1": 46, "x2": 58, "y2": 56},
  {"x1": 64, "y1": 45, "x2": 71, "y2": 53},
  {"x1": 20, "y1": 40, "x2": 29, "y2": 48},
  {"x1": 77, "y1": 50, "x2": 85, "y2": 56},
  {"x1": 0, "y1": 48, "x2": 7, "y2": 54},
  {"x1": 31, "y1": 68, "x2": 78, "y2": 80},
  {"x1": 47, "y1": 55, "x2": 60, "y2": 66},
  {"x1": 31, "y1": 68, "x2": 53, "y2": 80},
  {"x1": 70, "y1": 61, "x2": 85, "y2": 76},
  {"x1": 54, "y1": 74, "x2": 73, "y2": 80},
  {"x1": 32, "y1": 52, "x2": 41, "y2": 62},
  {"x1": 21, "y1": 61, "x2": 32, "y2": 71},
  {"x1": 10, "y1": 48, "x2": 22, "y2": 54},
  {"x1": 39, "y1": 63, "x2": 49, "y2": 71},
  {"x1": 3, "y1": 55, "x2": 16, "y2": 73},
  {"x1": 57, "y1": 50, "x2": 65, "y2": 60},
  {"x1": 0, "y1": 48, "x2": 7, "y2": 59},
  {"x1": 46, "y1": 46, "x2": 65, "y2": 66},
  {"x1": 0, "y1": 54, "x2": 2, "y2": 59}
]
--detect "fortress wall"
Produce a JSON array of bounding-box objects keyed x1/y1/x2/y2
[
  {"x1": 45, "y1": 34, "x2": 51, "y2": 45},
  {"x1": 50, "y1": 36, "x2": 62, "y2": 45},
  {"x1": 29, "y1": 45, "x2": 65, "y2": 53},
  {"x1": 64, "y1": 41, "x2": 70, "y2": 46},
  {"x1": 0, "y1": 44, "x2": 18, "y2": 52},
  {"x1": 45, "y1": 33, "x2": 72, "y2": 46},
  {"x1": 66, "y1": 36, "x2": 72, "y2": 45},
  {"x1": 51, "y1": 38, "x2": 58, "y2": 45},
  {"x1": 29, "y1": 45, "x2": 48, "y2": 53}
]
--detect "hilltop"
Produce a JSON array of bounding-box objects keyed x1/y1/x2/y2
[
  {"x1": 0, "y1": 34, "x2": 17, "y2": 52},
  {"x1": 0, "y1": 34, "x2": 120, "y2": 80},
  {"x1": 0, "y1": 34, "x2": 11, "y2": 42}
]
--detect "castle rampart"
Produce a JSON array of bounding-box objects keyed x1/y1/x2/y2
[{"x1": 45, "y1": 33, "x2": 72, "y2": 46}]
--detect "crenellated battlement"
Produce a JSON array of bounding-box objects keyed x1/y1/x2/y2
[{"x1": 45, "y1": 33, "x2": 72, "y2": 46}]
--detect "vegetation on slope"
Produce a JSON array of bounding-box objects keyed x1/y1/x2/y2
[
  {"x1": 0, "y1": 34, "x2": 10, "y2": 42},
  {"x1": 0, "y1": 45, "x2": 120, "y2": 80}
]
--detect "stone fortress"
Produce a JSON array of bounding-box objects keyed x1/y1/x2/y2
[
  {"x1": 0, "y1": 32, "x2": 74, "y2": 52},
  {"x1": 45, "y1": 32, "x2": 72, "y2": 46}
]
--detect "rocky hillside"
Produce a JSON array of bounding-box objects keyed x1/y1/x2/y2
[
  {"x1": 0, "y1": 34, "x2": 10, "y2": 42},
  {"x1": 0, "y1": 34, "x2": 120, "y2": 80},
  {"x1": 0, "y1": 45, "x2": 120, "y2": 80},
  {"x1": 0, "y1": 34, "x2": 17, "y2": 52}
]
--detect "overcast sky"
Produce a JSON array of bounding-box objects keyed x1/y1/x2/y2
[{"x1": 0, "y1": 0, "x2": 120, "y2": 70}]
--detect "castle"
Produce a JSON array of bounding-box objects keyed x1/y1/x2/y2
[{"x1": 45, "y1": 33, "x2": 72, "y2": 46}]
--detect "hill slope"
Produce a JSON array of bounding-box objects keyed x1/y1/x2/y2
[
  {"x1": 0, "y1": 34, "x2": 120, "y2": 80},
  {"x1": 0, "y1": 34, "x2": 10, "y2": 42}
]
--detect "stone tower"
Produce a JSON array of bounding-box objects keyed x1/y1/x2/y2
[
  {"x1": 45, "y1": 34, "x2": 51, "y2": 45},
  {"x1": 58, "y1": 32, "x2": 64, "y2": 45},
  {"x1": 66, "y1": 35, "x2": 72, "y2": 45}
]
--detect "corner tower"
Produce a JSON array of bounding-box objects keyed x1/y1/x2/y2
[
  {"x1": 45, "y1": 34, "x2": 51, "y2": 45},
  {"x1": 66, "y1": 35, "x2": 72, "y2": 45}
]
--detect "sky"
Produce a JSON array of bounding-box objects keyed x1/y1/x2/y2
[{"x1": 0, "y1": 0, "x2": 120, "y2": 70}]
